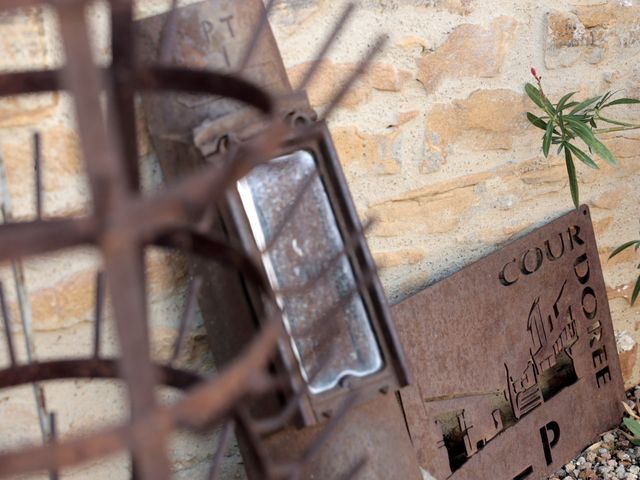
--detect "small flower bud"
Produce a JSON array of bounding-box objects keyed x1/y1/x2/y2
[{"x1": 531, "y1": 67, "x2": 538, "y2": 78}]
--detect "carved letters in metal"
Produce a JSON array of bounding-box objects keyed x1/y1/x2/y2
[{"x1": 393, "y1": 206, "x2": 624, "y2": 480}]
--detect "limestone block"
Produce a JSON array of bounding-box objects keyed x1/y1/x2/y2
[
  {"x1": 368, "y1": 183, "x2": 479, "y2": 237},
  {"x1": 544, "y1": 10, "x2": 590, "y2": 69},
  {"x1": 416, "y1": 16, "x2": 517, "y2": 93},
  {"x1": 373, "y1": 248, "x2": 425, "y2": 269},
  {"x1": 332, "y1": 125, "x2": 406, "y2": 175},
  {"x1": 425, "y1": 89, "x2": 528, "y2": 159},
  {"x1": 444, "y1": 0, "x2": 475, "y2": 16},
  {"x1": 13, "y1": 268, "x2": 97, "y2": 332},
  {"x1": 2, "y1": 125, "x2": 88, "y2": 218},
  {"x1": 547, "y1": 2, "x2": 640, "y2": 69},
  {"x1": 0, "y1": 7, "x2": 59, "y2": 126},
  {"x1": 287, "y1": 60, "x2": 410, "y2": 109}
]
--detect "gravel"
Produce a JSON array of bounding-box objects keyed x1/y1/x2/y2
[{"x1": 547, "y1": 389, "x2": 640, "y2": 480}]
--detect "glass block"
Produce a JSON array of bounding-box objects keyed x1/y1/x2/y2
[{"x1": 237, "y1": 150, "x2": 383, "y2": 393}]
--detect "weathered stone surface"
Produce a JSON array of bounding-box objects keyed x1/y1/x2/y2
[
  {"x1": 355, "y1": 0, "x2": 474, "y2": 15},
  {"x1": 15, "y1": 269, "x2": 96, "y2": 331},
  {"x1": 287, "y1": 60, "x2": 410, "y2": 109},
  {"x1": 425, "y1": 89, "x2": 528, "y2": 159},
  {"x1": 576, "y1": 1, "x2": 640, "y2": 35},
  {"x1": 544, "y1": 11, "x2": 590, "y2": 69},
  {"x1": 146, "y1": 249, "x2": 189, "y2": 300},
  {"x1": 2, "y1": 126, "x2": 87, "y2": 218},
  {"x1": 617, "y1": 333, "x2": 638, "y2": 387},
  {"x1": 2, "y1": 250, "x2": 187, "y2": 332},
  {"x1": 332, "y1": 126, "x2": 404, "y2": 175},
  {"x1": 444, "y1": 0, "x2": 475, "y2": 15},
  {"x1": 592, "y1": 186, "x2": 630, "y2": 210},
  {"x1": 0, "y1": 8, "x2": 59, "y2": 126},
  {"x1": 592, "y1": 216, "x2": 613, "y2": 236},
  {"x1": 546, "y1": 3, "x2": 640, "y2": 69},
  {"x1": 416, "y1": 16, "x2": 517, "y2": 93},
  {"x1": 373, "y1": 248, "x2": 425, "y2": 269},
  {"x1": 600, "y1": 133, "x2": 640, "y2": 159},
  {"x1": 368, "y1": 181, "x2": 480, "y2": 237}
]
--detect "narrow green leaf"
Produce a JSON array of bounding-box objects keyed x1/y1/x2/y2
[
  {"x1": 526, "y1": 112, "x2": 547, "y2": 130},
  {"x1": 632, "y1": 274, "x2": 640, "y2": 306},
  {"x1": 603, "y1": 98, "x2": 640, "y2": 107},
  {"x1": 609, "y1": 240, "x2": 640, "y2": 258},
  {"x1": 566, "y1": 143, "x2": 599, "y2": 169},
  {"x1": 557, "y1": 92, "x2": 577, "y2": 111},
  {"x1": 565, "y1": 114, "x2": 589, "y2": 122},
  {"x1": 624, "y1": 417, "x2": 640, "y2": 437},
  {"x1": 557, "y1": 109, "x2": 567, "y2": 137},
  {"x1": 590, "y1": 139, "x2": 618, "y2": 166},
  {"x1": 569, "y1": 96, "x2": 601, "y2": 115},
  {"x1": 524, "y1": 83, "x2": 556, "y2": 114},
  {"x1": 596, "y1": 91, "x2": 615, "y2": 110},
  {"x1": 566, "y1": 118, "x2": 619, "y2": 165},
  {"x1": 525, "y1": 83, "x2": 545, "y2": 110},
  {"x1": 543, "y1": 120, "x2": 553, "y2": 157},
  {"x1": 564, "y1": 147, "x2": 579, "y2": 209},
  {"x1": 622, "y1": 431, "x2": 640, "y2": 446}
]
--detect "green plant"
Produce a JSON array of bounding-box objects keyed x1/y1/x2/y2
[
  {"x1": 525, "y1": 68, "x2": 639, "y2": 305},
  {"x1": 622, "y1": 409, "x2": 640, "y2": 446},
  {"x1": 610, "y1": 240, "x2": 640, "y2": 305}
]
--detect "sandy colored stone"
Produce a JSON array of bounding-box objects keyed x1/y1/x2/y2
[
  {"x1": 0, "y1": 7, "x2": 60, "y2": 126},
  {"x1": 576, "y1": 1, "x2": 640, "y2": 30},
  {"x1": 518, "y1": 160, "x2": 567, "y2": 186},
  {"x1": 547, "y1": 3, "x2": 640, "y2": 69},
  {"x1": 445, "y1": 0, "x2": 475, "y2": 15},
  {"x1": 3, "y1": 126, "x2": 82, "y2": 192},
  {"x1": 147, "y1": 249, "x2": 189, "y2": 300},
  {"x1": 592, "y1": 216, "x2": 613, "y2": 236},
  {"x1": 544, "y1": 11, "x2": 590, "y2": 69},
  {"x1": 600, "y1": 134, "x2": 640, "y2": 159},
  {"x1": 0, "y1": 94, "x2": 60, "y2": 128},
  {"x1": 547, "y1": 11, "x2": 588, "y2": 48},
  {"x1": 16, "y1": 269, "x2": 96, "y2": 331},
  {"x1": 287, "y1": 60, "x2": 410, "y2": 109},
  {"x1": 570, "y1": 0, "x2": 607, "y2": 5},
  {"x1": 368, "y1": 186, "x2": 479, "y2": 237},
  {"x1": 592, "y1": 187, "x2": 630, "y2": 210},
  {"x1": 373, "y1": 248, "x2": 425, "y2": 269},
  {"x1": 416, "y1": 16, "x2": 517, "y2": 92},
  {"x1": 619, "y1": 343, "x2": 638, "y2": 388},
  {"x1": 396, "y1": 110, "x2": 420, "y2": 126},
  {"x1": 4, "y1": 250, "x2": 187, "y2": 332},
  {"x1": 425, "y1": 89, "x2": 528, "y2": 157},
  {"x1": 332, "y1": 126, "x2": 402, "y2": 175}
]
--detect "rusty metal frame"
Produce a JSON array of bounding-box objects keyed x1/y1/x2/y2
[
  {"x1": 0, "y1": 0, "x2": 392, "y2": 478},
  {"x1": 221, "y1": 120, "x2": 411, "y2": 425}
]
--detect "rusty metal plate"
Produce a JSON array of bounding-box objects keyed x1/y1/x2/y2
[
  {"x1": 393, "y1": 206, "x2": 624, "y2": 480},
  {"x1": 136, "y1": 0, "x2": 291, "y2": 142}
]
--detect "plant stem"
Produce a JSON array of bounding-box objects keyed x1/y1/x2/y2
[
  {"x1": 596, "y1": 111, "x2": 640, "y2": 129},
  {"x1": 594, "y1": 125, "x2": 640, "y2": 134}
]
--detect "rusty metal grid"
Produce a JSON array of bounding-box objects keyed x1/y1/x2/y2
[{"x1": 0, "y1": 0, "x2": 393, "y2": 478}]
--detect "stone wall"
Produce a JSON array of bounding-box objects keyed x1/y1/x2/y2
[{"x1": 0, "y1": 0, "x2": 638, "y2": 478}]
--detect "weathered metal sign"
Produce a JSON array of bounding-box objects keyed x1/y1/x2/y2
[{"x1": 393, "y1": 206, "x2": 624, "y2": 479}]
